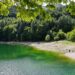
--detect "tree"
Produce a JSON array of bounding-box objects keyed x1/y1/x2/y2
[
  {"x1": 58, "y1": 15, "x2": 74, "y2": 32},
  {"x1": 66, "y1": 1, "x2": 75, "y2": 16},
  {"x1": 0, "y1": 0, "x2": 75, "y2": 21}
]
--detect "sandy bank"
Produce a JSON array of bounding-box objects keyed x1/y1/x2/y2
[{"x1": 0, "y1": 41, "x2": 75, "y2": 59}]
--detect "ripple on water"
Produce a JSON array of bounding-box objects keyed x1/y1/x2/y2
[{"x1": 0, "y1": 58, "x2": 75, "y2": 75}]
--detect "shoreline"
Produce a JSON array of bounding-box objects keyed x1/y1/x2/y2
[{"x1": 0, "y1": 41, "x2": 75, "y2": 60}]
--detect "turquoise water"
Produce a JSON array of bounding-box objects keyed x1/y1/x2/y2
[{"x1": 0, "y1": 58, "x2": 75, "y2": 75}]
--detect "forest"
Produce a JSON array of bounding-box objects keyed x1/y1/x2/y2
[{"x1": 0, "y1": 1, "x2": 75, "y2": 42}]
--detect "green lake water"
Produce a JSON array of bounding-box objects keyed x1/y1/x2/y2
[
  {"x1": 0, "y1": 58, "x2": 75, "y2": 75},
  {"x1": 0, "y1": 44, "x2": 75, "y2": 75}
]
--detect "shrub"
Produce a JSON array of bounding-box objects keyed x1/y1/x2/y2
[
  {"x1": 45, "y1": 34, "x2": 51, "y2": 42},
  {"x1": 67, "y1": 29, "x2": 75, "y2": 41},
  {"x1": 53, "y1": 31, "x2": 57, "y2": 37},
  {"x1": 54, "y1": 36, "x2": 59, "y2": 41},
  {"x1": 55, "y1": 30, "x2": 66, "y2": 40},
  {"x1": 48, "y1": 30, "x2": 55, "y2": 40}
]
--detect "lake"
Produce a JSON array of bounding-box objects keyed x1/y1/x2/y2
[{"x1": 0, "y1": 58, "x2": 75, "y2": 75}]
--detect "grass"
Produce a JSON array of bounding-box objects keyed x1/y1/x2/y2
[{"x1": 0, "y1": 43, "x2": 75, "y2": 65}]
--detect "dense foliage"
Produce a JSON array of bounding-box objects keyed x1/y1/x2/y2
[
  {"x1": 0, "y1": 0, "x2": 75, "y2": 21},
  {"x1": 0, "y1": 14, "x2": 75, "y2": 41},
  {"x1": 0, "y1": 1, "x2": 75, "y2": 42},
  {"x1": 67, "y1": 29, "x2": 75, "y2": 42}
]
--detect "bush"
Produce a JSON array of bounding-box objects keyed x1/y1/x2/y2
[
  {"x1": 48, "y1": 30, "x2": 55, "y2": 40},
  {"x1": 53, "y1": 31, "x2": 57, "y2": 37},
  {"x1": 67, "y1": 29, "x2": 75, "y2": 41},
  {"x1": 54, "y1": 36, "x2": 59, "y2": 41},
  {"x1": 55, "y1": 30, "x2": 66, "y2": 40},
  {"x1": 45, "y1": 34, "x2": 51, "y2": 42}
]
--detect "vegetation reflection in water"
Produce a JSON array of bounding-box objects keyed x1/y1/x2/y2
[{"x1": 0, "y1": 44, "x2": 75, "y2": 75}]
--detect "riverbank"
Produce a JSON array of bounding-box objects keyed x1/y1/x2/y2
[{"x1": 0, "y1": 41, "x2": 75, "y2": 60}]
